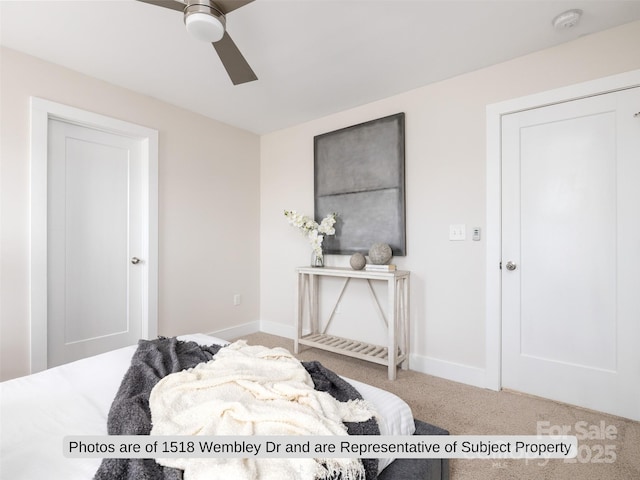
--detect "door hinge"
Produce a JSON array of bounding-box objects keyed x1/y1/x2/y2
[{"x1": 499, "y1": 261, "x2": 502, "y2": 270}]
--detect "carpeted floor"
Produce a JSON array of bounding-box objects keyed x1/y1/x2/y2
[{"x1": 234, "y1": 332, "x2": 640, "y2": 480}]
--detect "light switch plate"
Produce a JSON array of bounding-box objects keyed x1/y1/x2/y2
[{"x1": 449, "y1": 224, "x2": 466, "y2": 241}]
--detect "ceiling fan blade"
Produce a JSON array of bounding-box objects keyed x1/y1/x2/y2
[
  {"x1": 213, "y1": 31, "x2": 257, "y2": 85},
  {"x1": 213, "y1": 0, "x2": 254, "y2": 15},
  {"x1": 136, "y1": 0, "x2": 186, "y2": 12}
]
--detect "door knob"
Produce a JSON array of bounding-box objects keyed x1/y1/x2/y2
[
  {"x1": 505, "y1": 261, "x2": 517, "y2": 271},
  {"x1": 131, "y1": 257, "x2": 141, "y2": 265}
]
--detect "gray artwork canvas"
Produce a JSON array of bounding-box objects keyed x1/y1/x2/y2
[{"x1": 314, "y1": 113, "x2": 406, "y2": 255}]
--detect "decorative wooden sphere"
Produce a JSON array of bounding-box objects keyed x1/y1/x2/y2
[
  {"x1": 368, "y1": 243, "x2": 392, "y2": 265},
  {"x1": 349, "y1": 252, "x2": 366, "y2": 270}
]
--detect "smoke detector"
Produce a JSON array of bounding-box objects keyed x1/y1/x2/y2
[{"x1": 552, "y1": 9, "x2": 583, "y2": 30}]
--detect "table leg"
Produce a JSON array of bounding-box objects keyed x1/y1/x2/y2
[
  {"x1": 401, "y1": 276, "x2": 409, "y2": 370},
  {"x1": 310, "y1": 273, "x2": 319, "y2": 334},
  {"x1": 388, "y1": 277, "x2": 397, "y2": 380},
  {"x1": 295, "y1": 272, "x2": 305, "y2": 354}
]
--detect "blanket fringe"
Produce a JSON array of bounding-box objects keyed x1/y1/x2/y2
[{"x1": 317, "y1": 458, "x2": 366, "y2": 480}]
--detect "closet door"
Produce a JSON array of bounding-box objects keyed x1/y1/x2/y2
[{"x1": 501, "y1": 87, "x2": 640, "y2": 421}]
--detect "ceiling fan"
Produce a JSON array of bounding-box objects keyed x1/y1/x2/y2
[{"x1": 137, "y1": 0, "x2": 257, "y2": 85}]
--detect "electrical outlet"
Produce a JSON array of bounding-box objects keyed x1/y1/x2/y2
[{"x1": 233, "y1": 294, "x2": 241, "y2": 306}]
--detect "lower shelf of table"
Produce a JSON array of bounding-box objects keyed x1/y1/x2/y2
[{"x1": 297, "y1": 333, "x2": 406, "y2": 367}]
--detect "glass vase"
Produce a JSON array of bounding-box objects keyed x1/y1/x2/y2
[{"x1": 311, "y1": 250, "x2": 324, "y2": 268}]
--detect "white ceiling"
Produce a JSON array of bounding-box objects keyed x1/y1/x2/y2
[{"x1": 2, "y1": 0, "x2": 640, "y2": 134}]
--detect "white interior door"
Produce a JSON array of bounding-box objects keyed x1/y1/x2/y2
[
  {"x1": 501, "y1": 87, "x2": 640, "y2": 421},
  {"x1": 47, "y1": 119, "x2": 144, "y2": 367}
]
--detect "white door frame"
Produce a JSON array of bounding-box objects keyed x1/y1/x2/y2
[
  {"x1": 485, "y1": 69, "x2": 640, "y2": 391},
  {"x1": 30, "y1": 97, "x2": 159, "y2": 373}
]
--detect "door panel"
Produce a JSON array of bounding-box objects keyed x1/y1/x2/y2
[
  {"x1": 65, "y1": 137, "x2": 129, "y2": 341},
  {"x1": 501, "y1": 87, "x2": 640, "y2": 420},
  {"x1": 519, "y1": 110, "x2": 617, "y2": 371},
  {"x1": 48, "y1": 119, "x2": 143, "y2": 367}
]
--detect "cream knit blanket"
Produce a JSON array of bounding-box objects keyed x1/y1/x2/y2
[{"x1": 149, "y1": 341, "x2": 376, "y2": 480}]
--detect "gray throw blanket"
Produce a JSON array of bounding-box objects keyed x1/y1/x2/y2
[{"x1": 94, "y1": 338, "x2": 379, "y2": 480}]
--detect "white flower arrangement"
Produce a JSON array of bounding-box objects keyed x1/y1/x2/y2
[{"x1": 284, "y1": 210, "x2": 337, "y2": 258}]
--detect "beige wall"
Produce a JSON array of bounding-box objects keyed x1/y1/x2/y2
[
  {"x1": 259, "y1": 21, "x2": 640, "y2": 385},
  {"x1": 2, "y1": 20, "x2": 640, "y2": 385},
  {"x1": 0, "y1": 47, "x2": 261, "y2": 380}
]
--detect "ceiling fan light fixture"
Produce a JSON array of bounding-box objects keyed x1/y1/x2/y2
[{"x1": 184, "y1": 4, "x2": 225, "y2": 43}]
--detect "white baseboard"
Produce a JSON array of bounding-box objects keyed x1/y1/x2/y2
[
  {"x1": 259, "y1": 320, "x2": 294, "y2": 339},
  {"x1": 207, "y1": 321, "x2": 260, "y2": 341},
  {"x1": 259, "y1": 320, "x2": 313, "y2": 339},
  {"x1": 410, "y1": 353, "x2": 487, "y2": 389}
]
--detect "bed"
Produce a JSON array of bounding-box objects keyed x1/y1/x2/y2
[{"x1": 0, "y1": 334, "x2": 448, "y2": 480}]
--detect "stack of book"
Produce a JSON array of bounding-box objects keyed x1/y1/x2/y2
[{"x1": 364, "y1": 264, "x2": 397, "y2": 272}]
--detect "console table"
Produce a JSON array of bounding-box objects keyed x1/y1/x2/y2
[{"x1": 294, "y1": 266, "x2": 410, "y2": 380}]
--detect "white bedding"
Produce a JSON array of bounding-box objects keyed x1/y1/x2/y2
[{"x1": 0, "y1": 334, "x2": 415, "y2": 480}]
